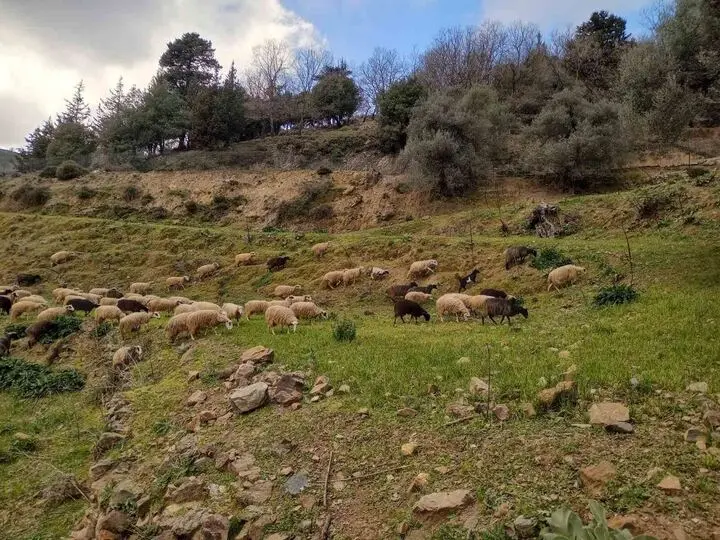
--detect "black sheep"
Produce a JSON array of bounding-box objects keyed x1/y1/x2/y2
[
  {"x1": 386, "y1": 282, "x2": 418, "y2": 299},
  {"x1": 485, "y1": 297, "x2": 528, "y2": 325},
  {"x1": 267, "y1": 255, "x2": 290, "y2": 272},
  {"x1": 408, "y1": 284, "x2": 439, "y2": 294},
  {"x1": 479, "y1": 288, "x2": 508, "y2": 299},
  {"x1": 457, "y1": 269, "x2": 480, "y2": 292},
  {"x1": 504, "y1": 246, "x2": 537, "y2": 270},
  {"x1": 66, "y1": 298, "x2": 99, "y2": 314},
  {"x1": 0, "y1": 295, "x2": 12, "y2": 315},
  {"x1": 117, "y1": 299, "x2": 148, "y2": 313},
  {"x1": 0, "y1": 332, "x2": 16, "y2": 357},
  {"x1": 17, "y1": 273, "x2": 41, "y2": 287},
  {"x1": 105, "y1": 288, "x2": 124, "y2": 299},
  {"x1": 26, "y1": 320, "x2": 58, "y2": 347},
  {"x1": 392, "y1": 299, "x2": 431, "y2": 324}
]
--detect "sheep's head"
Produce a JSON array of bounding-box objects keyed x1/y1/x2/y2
[
  {"x1": 183, "y1": 276, "x2": 190, "y2": 282},
  {"x1": 577, "y1": 266, "x2": 586, "y2": 273},
  {"x1": 518, "y1": 306, "x2": 529, "y2": 319},
  {"x1": 428, "y1": 260, "x2": 439, "y2": 268},
  {"x1": 132, "y1": 345, "x2": 143, "y2": 360},
  {"x1": 213, "y1": 263, "x2": 220, "y2": 269},
  {"x1": 303, "y1": 295, "x2": 313, "y2": 302},
  {"x1": 65, "y1": 305, "x2": 75, "y2": 312},
  {"x1": 216, "y1": 312, "x2": 231, "y2": 324},
  {"x1": 224, "y1": 320, "x2": 234, "y2": 330},
  {"x1": 320, "y1": 310, "x2": 329, "y2": 319},
  {"x1": 294, "y1": 285, "x2": 302, "y2": 292},
  {"x1": 422, "y1": 312, "x2": 431, "y2": 321},
  {"x1": 151, "y1": 312, "x2": 161, "y2": 319},
  {"x1": 409, "y1": 281, "x2": 418, "y2": 287}
]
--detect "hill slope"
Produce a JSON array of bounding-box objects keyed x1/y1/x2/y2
[{"x1": 0, "y1": 148, "x2": 17, "y2": 173}]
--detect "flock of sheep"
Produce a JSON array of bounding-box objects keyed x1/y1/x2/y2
[{"x1": 0, "y1": 243, "x2": 588, "y2": 347}]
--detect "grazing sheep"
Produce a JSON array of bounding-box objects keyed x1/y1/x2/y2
[
  {"x1": 386, "y1": 282, "x2": 419, "y2": 299},
  {"x1": 175, "y1": 301, "x2": 223, "y2": 314},
  {"x1": 22, "y1": 295, "x2": 48, "y2": 305},
  {"x1": 12, "y1": 290, "x2": 32, "y2": 300},
  {"x1": 505, "y1": 246, "x2": 537, "y2": 270},
  {"x1": 166, "y1": 313, "x2": 192, "y2": 342},
  {"x1": 479, "y1": 288, "x2": 508, "y2": 299},
  {"x1": 407, "y1": 259, "x2": 439, "y2": 279},
  {"x1": 100, "y1": 297, "x2": 119, "y2": 306},
  {"x1": 166, "y1": 276, "x2": 190, "y2": 290},
  {"x1": 16, "y1": 273, "x2": 41, "y2": 287},
  {"x1": 89, "y1": 287, "x2": 123, "y2": 298},
  {"x1": 547, "y1": 265, "x2": 586, "y2": 292},
  {"x1": 265, "y1": 305, "x2": 299, "y2": 334},
  {"x1": 222, "y1": 303, "x2": 244, "y2": 321},
  {"x1": 404, "y1": 291, "x2": 432, "y2": 304},
  {"x1": 408, "y1": 284, "x2": 439, "y2": 295},
  {"x1": 167, "y1": 296, "x2": 192, "y2": 305},
  {"x1": 0, "y1": 333, "x2": 14, "y2": 357},
  {"x1": 123, "y1": 293, "x2": 148, "y2": 304},
  {"x1": 117, "y1": 298, "x2": 148, "y2": 313},
  {"x1": 436, "y1": 294, "x2": 471, "y2": 322},
  {"x1": 50, "y1": 250, "x2": 79, "y2": 266},
  {"x1": 196, "y1": 263, "x2": 220, "y2": 280},
  {"x1": 0, "y1": 296, "x2": 12, "y2": 315},
  {"x1": 393, "y1": 299, "x2": 430, "y2": 324},
  {"x1": 286, "y1": 295, "x2": 313, "y2": 305},
  {"x1": 370, "y1": 267, "x2": 390, "y2": 280},
  {"x1": 112, "y1": 345, "x2": 143, "y2": 368},
  {"x1": 457, "y1": 269, "x2": 480, "y2": 292},
  {"x1": 129, "y1": 282, "x2": 153, "y2": 295},
  {"x1": 119, "y1": 311, "x2": 160, "y2": 337},
  {"x1": 244, "y1": 300, "x2": 270, "y2": 318},
  {"x1": 268, "y1": 299, "x2": 290, "y2": 307},
  {"x1": 37, "y1": 305, "x2": 75, "y2": 323},
  {"x1": 267, "y1": 255, "x2": 290, "y2": 272},
  {"x1": 26, "y1": 320, "x2": 58, "y2": 347},
  {"x1": 53, "y1": 288, "x2": 83, "y2": 304},
  {"x1": 185, "y1": 310, "x2": 233, "y2": 340},
  {"x1": 321, "y1": 270, "x2": 345, "y2": 289},
  {"x1": 343, "y1": 267, "x2": 368, "y2": 286},
  {"x1": 0, "y1": 286, "x2": 18, "y2": 296},
  {"x1": 274, "y1": 284, "x2": 302, "y2": 298},
  {"x1": 147, "y1": 298, "x2": 181, "y2": 313},
  {"x1": 95, "y1": 305, "x2": 125, "y2": 325},
  {"x1": 65, "y1": 298, "x2": 99, "y2": 314},
  {"x1": 10, "y1": 301, "x2": 47, "y2": 320},
  {"x1": 311, "y1": 242, "x2": 330, "y2": 258},
  {"x1": 235, "y1": 252, "x2": 257, "y2": 266},
  {"x1": 290, "y1": 302, "x2": 328, "y2": 320},
  {"x1": 485, "y1": 297, "x2": 528, "y2": 325},
  {"x1": 463, "y1": 295, "x2": 495, "y2": 323}
]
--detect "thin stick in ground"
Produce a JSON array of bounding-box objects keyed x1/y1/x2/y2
[
  {"x1": 323, "y1": 449, "x2": 333, "y2": 507},
  {"x1": 348, "y1": 464, "x2": 412, "y2": 481}
]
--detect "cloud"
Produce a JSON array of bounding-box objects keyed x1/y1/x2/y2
[{"x1": 0, "y1": 0, "x2": 322, "y2": 148}]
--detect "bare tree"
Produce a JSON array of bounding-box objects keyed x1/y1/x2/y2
[
  {"x1": 358, "y1": 47, "x2": 408, "y2": 114},
  {"x1": 245, "y1": 39, "x2": 291, "y2": 134},
  {"x1": 503, "y1": 21, "x2": 541, "y2": 93},
  {"x1": 292, "y1": 47, "x2": 333, "y2": 93}
]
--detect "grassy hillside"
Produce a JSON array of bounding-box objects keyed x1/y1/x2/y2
[
  {"x1": 0, "y1": 148, "x2": 17, "y2": 174},
  {"x1": 0, "y1": 180, "x2": 719, "y2": 539}
]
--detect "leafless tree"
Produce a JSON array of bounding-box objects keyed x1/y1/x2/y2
[
  {"x1": 358, "y1": 47, "x2": 408, "y2": 113},
  {"x1": 292, "y1": 47, "x2": 333, "y2": 93},
  {"x1": 245, "y1": 39, "x2": 291, "y2": 134},
  {"x1": 502, "y1": 21, "x2": 541, "y2": 93}
]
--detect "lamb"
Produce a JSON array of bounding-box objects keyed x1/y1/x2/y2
[
  {"x1": 0, "y1": 296, "x2": 12, "y2": 315},
  {"x1": 436, "y1": 294, "x2": 471, "y2": 322},
  {"x1": 65, "y1": 298, "x2": 99, "y2": 314},
  {"x1": 129, "y1": 282, "x2": 153, "y2": 295},
  {"x1": 408, "y1": 284, "x2": 439, "y2": 295},
  {"x1": 147, "y1": 298, "x2": 181, "y2": 313},
  {"x1": 16, "y1": 273, "x2": 41, "y2": 287},
  {"x1": 267, "y1": 255, "x2": 290, "y2": 272},
  {"x1": 393, "y1": 299, "x2": 430, "y2": 324},
  {"x1": 22, "y1": 295, "x2": 48, "y2": 304},
  {"x1": 290, "y1": 302, "x2": 328, "y2": 320},
  {"x1": 222, "y1": 303, "x2": 244, "y2": 321},
  {"x1": 479, "y1": 288, "x2": 508, "y2": 299},
  {"x1": 119, "y1": 311, "x2": 160, "y2": 337},
  {"x1": 244, "y1": 300, "x2": 270, "y2": 318},
  {"x1": 234, "y1": 252, "x2": 257, "y2": 266},
  {"x1": 286, "y1": 295, "x2": 313, "y2": 305},
  {"x1": 321, "y1": 270, "x2": 345, "y2": 289},
  {"x1": 547, "y1": 265, "x2": 586, "y2": 292},
  {"x1": 112, "y1": 345, "x2": 143, "y2": 368},
  {"x1": 370, "y1": 267, "x2": 390, "y2": 280},
  {"x1": 407, "y1": 259, "x2": 439, "y2": 279},
  {"x1": 386, "y1": 282, "x2": 419, "y2": 299},
  {"x1": 311, "y1": 242, "x2": 330, "y2": 258},
  {"x1": 185, "y1": 310, "x2": 233, "y2": 340},
  {"x1": 404, "y1": 291, "x2": 432, "y2": 304},
  {"x1": 457, "y1": 269, "x2": 480, "y2": 292},
  {"x1": 10, "y1": 301, "x2": 47, "y2": 320},
  {"x1": 196, "y1": 263, "x2": 220, "y2": 280},
  {"x1": 265, "y1": 305, "x2": 299, "y2": 334},
  {"x1": 166, "y1": 276, "x2": 190, "y2": 290},
  {"x1": 274, "y1": 285, "x2": 302, "y2": 298},
  {"x1": 485, "y1": 297, "x2": 528, "y2": 325},
  {"x1": 50, "y1": 250, "x2": 79, "y2": 266},
  {"x1": 89, "y1": 287, "x2": 123, "y2": 298},
  {"x1": 37, "y1": 305, "x2": 75, "y2": 323},
  {"x1": 117, "y1": 299, "x2": 149, "y2": 313},
  {"x1": 94, "y1": 305, "x2": 125, "y2": 325},
  {"x1": 166, "y1": 312, "x2": 192, "y2": 342},
  {"x1": 505, "y1": 246, "x2": 537, "y2": 270},
  {"x1": 343, "y1": 267, "x2": 368, "y2": 286},
  {"x1": 26, "y1": 320, "x2": 59, "y2": 347},
  {"x1": 100, "y1": 297, "x2": 119, "y2": 306}
]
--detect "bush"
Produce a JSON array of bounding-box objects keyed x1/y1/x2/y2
[
  {"x1": 594, "y1": 284, "x2": 638, "y2": 306},
  {"x1": 687, "y1": 167, "x2": 710, "y2": 179},
  {"x1": 122, "y1": 185, "x2": 140, "y2": 202},
  {"x1": 309, "y1": 204, "x2": 334, "y2": 220},
  {"x1": 10, "y1": 185, "x2": 51, "y2": 208},
  {"x1": 55, "y1": 160, "x2": 87, "y2": 181},
  {"x1": 377, "y1": 77, "x2": 427, "y2": 153},
  {"x1": 39, "y1": 166, "x2": 57, "y2": 178},
  {"x1": 276, "y1": 179, "x2": 332, "y2": 222},
  {"x1": 185, "y1": 201, "x2": 198, "y2": 215},
  {"x1": 4, "y1": 323, "x2": 30, "y2": 336},
  {"x1": 91, "y1": 322, "x2": 113, "y2": 338},
  {"x1": 140, "y1": 193, "x2": 154, "y2": 206},
  {"x1": 76, "y1": 186, "x2": 97, "y2": 199},
  {"x1": 38, "y1": 316, "x2": 83, "y2": 345},
  {"x1": 332, "y1": 319, "x2": 357, "y2": 342},
  {"x1": 530, "y1": 247, "x2": 573, "y2": 271},
  {"x1": 631, "y1": 183, "x2": 688, "y2": 220},
  {"x1": 0, "y1": 357, "x2": 85, "y2": 398},
  {"x1": 147, "y1": 207, "x2": 168, "y2": 220}
]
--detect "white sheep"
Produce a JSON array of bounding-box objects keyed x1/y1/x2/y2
[
  {"x1": 185, "y1": 310, "x2": 233, "y2": 340},
  {"x1": 100, "y1": 297, "x2": 119, "y2": 306},
  {"x1": 290, "y1": 302, "x2": 328, "y2": 320},
  {"x1": 265, "y1": 305, "x2": 299, "y2": 334},
  {"x1": 95, "y1": 305, "x2": 125, "y2": 325},
  {"x1": 147, "y1": 298, "x2": 181, "y2": 313},
  {"x1": 22, "y1": 295, "x2": 48, "y2": 305},
  {"x1": 166, "y1": 276, "x2": 190, "y2": 290},
  {"x1": 343, "y1": 267, "x2": 368, "y2": 286},
  {"x1": 167, "y1": 296, "x2": 192, "y2": 305},
  {"x1": 404, "y1": 291, "x2": 432, "y2": 304},
  {"x1": 52, "y1": 288, "x2": 82, "y2": 304},
  {"x1": 464, "y1": 295, "x2": 495, "y2": 323},
  {"x1": 50, "y1": 250, "x2": 79, "y2": 266},
  {"x1": 123, "y1": 293, "x2": 149, "y2": 304},
  {"x1": 274, "y1": 284, "x2": 302, "y2": 298},
  {"x1": 119, "y1": 311, "x2": 160, "y2": 337},
  {"x1": 436, "y1": 294, "x2": 471, "y2": 322},
  {"x1": 547, "y1": 265, "x2": 586, "y2": 292},
  {"x1": 36, "y1": 305, "x2": 75, "y2": 322},
  {"x1": 408, "y1": 259, "x2": 439, "y2": 279},
  {"x1": 286, "y1": 295, "x2": 313, "y2": 305},
  {"x1": 10, "y1": 300, "x2": 47, "y2": 320},
  {"x1": 311, "y1": 242, "x2": 330, "y2": 258},
  {"x1": 268, "y1": 299, "x2": 290, "y2": 307},
  {"x1": 321, "y1": 270, "x2": 345, "y2": 289},
  {"x1": 370, "y1": 267, "x2": 390, "y2": 280},
  {"x1": 112, "y1": 345, "x2": 143, "y2": 368},
  {"x1": 222, "y1": 303, "x2": 244, "y2": 321},
  {"x1": 244, "y1": 300, "x2": 270, "y2": 318},
  {"x1": 166, "y1": 313, "x2": 192, "y2": 342},
  {"x1": 234, "y1": 252, "x2": 256, "y2": 266},
  {"x1": 129, "y1": 282, "x2": 153, "y2": 295},
  {"x1": 12, "y1": 290, "x2": 32, "y2": 299},
  {"x1": 196, "y1": 263, "x2": 220, "y2": 280}
]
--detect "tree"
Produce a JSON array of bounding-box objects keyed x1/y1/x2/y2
[
  {"x1": 358, "y1": 48, "x2": 408, "y2": 113},
  {"x1": 246, "y1": 39, "x2": 291, "y2": 135},
  {"x1": 159, "y1": 32, "x2": 221, "y2": 97},
  {"x1": 292, "y1": 47, "x2": 332, "y2": 93},
  {"x1": 94, "y1": 78, "x2": 146, "y2": 159},
  {"x1": 494, "y1": 22, "x2": 541, "y2": 96},
  {"x1": 376, "y1": 77, "x2": 426, "y2": 153},
  {"x1": 17, "y1": 118, "x2": 55, "y2": 171},
  {"x1": 312, "y1": 69, "x2": 361, "y2": 126},
  {"x1": 46, "y1": 121, "x2": 97, "y2": 166},
  {"x1": 134, "y1": 76, "x2": 190, "y2": 154},
  {"x1": 58, "y1": 81, "x2": 92, "y2": 125}
]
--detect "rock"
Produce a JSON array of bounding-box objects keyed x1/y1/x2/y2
[
  {"x1": 408, "y1": 473, "x2": 429, "y2": 493},
  {"x1": 579, "y1": 461, "x2": 617, "y2": 496},
  {"x1": 279, "y1": 467, "x2": 293, "y2": 476},
  {"x1": 310, "y1": 376, "x2": 331, "y2": 395},
  {"x1": 191, "y1": 514, "x2": 229, "y2": 540},
  {"x1": 493, "y1": 404, "x2": 510, "y2": 421},
  {"x1": 703, "y1": 410, "x2": 720, "y2": 428},
  {"x1": 238, "y1": 480, "x2": 273, "y2": 504},
  {"x1": 607, "y1": 515, "x2": 641, "y2": 534},
  {"x1": 521, "y1": 403, "x2": 536, "y2": 417},
  {"x1": 457, "y1": 357, "x2": 471, "y2": 365},
  {"x1": 605, "y1": 422, "x2": 635, "y2": 434},
  {"x1": 187, "y1": 390, "x2": 208, "y2": 406},
  {"x1": 265, "y1": 534, "x2": 289, "y2": 540},
  {"x1": 299, "y1": 494, "x2": 316, "y2": 510},
  {"x1": 233, "y1": 362, "x2": 256, "y2": 380},
  {"x1": 97, "y1": 510, "x2": 132, "y2": 534},
  {"x1": 686, "y1": 382, "x2": 708, "y2": 393},
  {"x1": 427, "y1": 383, "x2": 440, "y2": 395},
  {"x1": 161, "y1": 508, "x2": 206, "y2": 537},
  {"x1": 537, "y1": 380, "x2": 577, "y2": 410},
  {"x1": 357, "y1": 407, "x2": 369, "y2": 417},
  {"x1": 588, "y1": 402, "x2": 630, "y2": 425},
  {"x1": 494, "y1": 502, "x2": 510, "y2": 518},
  {"x1": 397, "y1": 521, "x2": 410, "y2": 535},
  {"x1": 241, "y1": 346, "x2": 274, "y2": 365},
  {"x1": 413, "y1": 490, "x2": 473, "y2": 513},
  {"x1": 685, "y1": 427, "x2": 706, "y2": 443},
  {"x1": 270, "y1": 374, "x2": 304, "y2": 406},
  {"x1": 108, "y1": 479, "x2": 142, "y2": 507},
  {"x1": 468, "y1": 377, "x2": 490, "y2": 396},
  {"x1": 447, "y1": 403, "x2": 475, "y2": 418},
  {"x1": 401, "y1": 442, "x2": 418, "y2": 456},
  {"x1": 229, "y1": 382, "x2": 269, "y2": 413},
  {"x1": 657, "y1": 475, "x2": 682, "y2": 493},
  {"x1": 397, "y1": 407, "x2": 418, "y2": 418},
  {"x1": 95, "y1": 432, "x2": 125, "y2": 454},
  {"x1": 89, "y1": 459, "x2": 117, "y2": 481},
  {"x1": 187, "y1": 371, "x2": 200, "y2": 382},
  {"x1": 96, "y1": 531, "x2": 121, "y2": 540},
  {"x1": 284, "y1": 472, "x2": 309, "y2": 495},
  {"x1": 196, "y1": 410, "x2": 217, "y2": 424},
  {"x1": 165, "y1": 477, "x2": 207, "y2": 504},
  {"x1": 434, "y1": 466, "x2": 451, "y2": 475},
  {"x1": 514, "y1": 515, "x2": 538, "y2": 539},
  {"x1": 310, "y1": 395, "x2": 321, "y2": 403},
  {"x1": 339, "y1": 384, "x2": 351, "y2": 393}
]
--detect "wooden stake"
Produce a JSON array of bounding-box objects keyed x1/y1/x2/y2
[
  {"x1": 323, "y1": 449, "x2": 333, "y2": 508},
  {"x1": 444, "y1": 415, "x2": 476, "y2": 427}
]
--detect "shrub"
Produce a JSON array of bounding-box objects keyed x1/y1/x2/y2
[
  {"x1": 140, "y1": 193, "x2": 155, "y2": 206},
  {"x1": 91, "y1": 322, "x2": 113, "y2": 338},
  {"x1": 10, "y1": 185, "x2": 51, "y2": 208},
  {"x1": 309, "y1": 204, "x2": 334, "y2": 220},
  {"x1": 76, "y1": 186, "x2": 97, "y2": 199},
  {"x1": 0, "y1": 357, "x2": 85, "y2": 398},
  {"x1": 631, "y1": 183, "x2": 688, "y2": 220},
  {"x1": 122, "y1": 185, "x2": 140, "y2": 202},
  {"x1": 276, "y1": 179, "x2": 332, "y2": 222},
  {"x1": 38, "y1": 316, "x2": 83, "y2": 344},
  {"x1": 687, "y1": 167, "x2": 710, "y2": 179},
  {"x1": 594, "y1": 284, "x2": 638, "y2": 306},
  {"x1": 55, "y1": 160, "x2": 87, "y2": 181},
  {"x1": 39, "y1": 166, "x2": 57, "y2": 178},
  {"x1": 332, "y1": 319, "x2": 357, "y2": 342},
  {"x1": 185, "y1": 201, "x2": 198, "y2": 215},
  {"x1": 541, "y1": 501, "x2": 647, "y2": 539},
  {"x1": 4, "y1": 323, "x2": 30, "y2": 336},
  {"x1": 530, "y1": 247, "x2": 573, "y2": 271},
  {"x1": 147, "y1": 207, "x2": 168, "y2": 220},
  {"x1": 377, "y1": 77, "x2": 427, "y2": 154}
]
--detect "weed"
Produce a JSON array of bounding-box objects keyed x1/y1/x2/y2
[
  {"x1": 91, "y1": 322, "x2": 113, "y2": 338},
  {"x1": 122, "y1": 185, "x2": 140, "y2": 203},
  {"x1": 11, "y1": 185, "x2": 51, "y2": 208},
  {"x1": 185, "y1": 200, "x2": 198, "y2": 215},
  {"x1": 276, "y1": 179, "x2": 332, "y2": 222},
  {"x1": 140, "y1": 193, "x2": 154, "y2": 206},
  {"x1": 530, "y1": 247, "x2": 572, "y2": 271},
  {"x1": 542, "y1": 501, "x2": 647, "y2": 538},
  {"x1": 607, "y1": 483, "x2": 650, "y2": 512},
  {"x1": 686, "y1": 167, "x2": 709, "y2": 179},
  {"x1": 4, "y1": 323, "x2": 30, "y2": 336},
  {"x1": 0, "y1": 357, "x2": 85, "y2": 398},
  {"x1": 332, "y1": 319, "x2": 357, "y2": 342},
  {"x1": 167, "y1": 189, "x2": 189, "y2": 199},
  {"x1": 594, "y1": 284, "x2": 639, "y2": 306},
  {"x1": 631, "y1": 183, "x2": 688, "y2": 220},
  {"x1": 253, "y1": 272, "x2": 273, "y2": 289},
  {"x1": 432, "y1": 524, "x2": 467, "y2": 540},
  {"x1": 154, "y1": 456, "x2": 197, "y2": 492}
]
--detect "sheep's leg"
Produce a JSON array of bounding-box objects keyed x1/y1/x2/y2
[
  {"x1": 488, "y1": 315, "x2": 498, "y2": 325},
  {"x1": 271, "y1": 327, "x2": 276, "y2": 335}
]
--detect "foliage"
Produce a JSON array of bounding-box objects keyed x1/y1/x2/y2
[
  {"x1": 377, "y1": 77, "x2": 427, "y2": 153},
  {"x1": 39, "y1": 166, "x2": 57, "y2": 179},
  {"x1": 46, "y1": 122, "x2": 97, "y2": 167},
  {"x1": 123, "y1": 185, "x2": 140, "y2": 202},
  {"x1": 276, "y1": 179, "x2": 332, "y2": 222},
  {"x1": 332, "y1": 319, "x2": 357, "y2": 342},
  {"x1": 55, "y1": 160, "x2": 87, "y2": 181},
  {"x1": 38, "y1": 316, "x2": 83, "y2": 344},
  {"x1": 159, "y1": 32, "x2": 221, "y2": 98},
  {"x1": 687, "y1": 167, "x2": 710, "y2": 178},
  {"x1": 631, "y1": 183, "x2": 688, "y2": 220},
  {"x1": 17, "y1": 119, "x2": 55, "y2": 172},
  {"x1": 4, "y1": 323, "x2": 30, "y2": 336},
  {"x1": 594, "y1": 284, "x2": 639, "y2": 306},
  {"x1": 91, "y1": 322, "x2": 113, "y2": 338},
  {"x1": 541, "y1": 501, "x2": 654, "y2": 539},
  {"x1": 530, "y1": 247, "x2": 573, "y2": 270},
  {"x1": 10, "y1": 185, "x2": 51, "y2": 208},
  {"x1": 0, "y1": 357, "x2": 85, "y2": 398},
  {"x1": 312, "y1": 71, "x2": 361, "y2": 126}
]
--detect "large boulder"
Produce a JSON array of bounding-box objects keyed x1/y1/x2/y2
[{"x1": 229, "y1": 383, "x2": 269, "y2": 414}]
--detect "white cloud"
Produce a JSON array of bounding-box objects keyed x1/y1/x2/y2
[{"x1": 0, "y1": 0, "x2": 322, "y2": 148}]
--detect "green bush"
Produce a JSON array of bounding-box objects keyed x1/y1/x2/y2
[
  {"x1": 76, "y1": 186, "x2": 97, "y2": 199},
  {"x1": 4, "y1": 323, "x2": 30, "y2": 336},
  {"x1": 91, "y1": 322, "x2": 113, "y2": 338},
  {"x1": 122, "y1": 185, "x2": 140, "y2": 202},
  {"x1": 39, "y1": 166, "x2": 57, "y2": 178},
  {"x1": 276, "y1": 179, "x2": 332, "y2": 222},
  {"x1": 55, "y1": 160, "x2": 87, "y2": 181},
  {"x1": 530, "y1": 247, "x2": 573, "y2": 271},
  {"x1": 541, "y1": 501, "x2": 652, "y2": 539},
  {"x1": 333, "y1": 319, "x2": 357, "y2": 342},
  {"x1": 10, "y1": 185, "x2": 51, "y2": 208},
  {"x1": 38, "y1": 316, "x2": 83, "y2": 344},
  {"x1": 594, "y1": 284, "x2": 638, "y2": 306},
  {"x1": 0, "y1": 357, "x2": 85, "y2": 398},
  {"x1": 631, "y1": 183, "x2": 687, "y2": 220}
]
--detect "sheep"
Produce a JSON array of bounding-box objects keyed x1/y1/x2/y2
[
  {"x1": 166, "y1": 313, "x2": 192, "y2": 342},
  {"x1": 235, "y1": 252, "x2": 257, "y2": 266},
  {"x1": 408, "y1": 284, "x2": 439, "y2": 295},
  {"x1": 290, "y1": 302, "x2": 328, "y2": 320},
  {"x1": 147, "y1": 298, "x2": 181, "y2": 314},
  {"x1": 393, "y1": 299, "x2": 430, "y2": 324},
  {"x1": 100, "y1": 297, "x2": 119, "y2": 306},
  {"x1": 407, "y1": 259, "x2": 439, "y2": 279},
  {"x1": 65, "y1": 298, "x2": 99, "y2": 314},
  {"x1": 265, "y1": 305, "x2": 299, "y2": 334},
  {"x1": 267, "y1": 255, "x2": 290, "y2": 272},
  {"x1": 404, "y1": 291, "x2": 432, "y2": 304},
  {"x1": 112, "y1": 345, "x2": 143, "y2": 368},
  {"x1": 12, "y1": 290, "x2": 33, "y2": 300},
  {"x1": 311, "y1": 242, "x2": 330, "y2": 258},
  {"x1": 321, "y1": 270, "x2": 345, "y2": 289},
  {"x1": 21, "y1": 295, "x2": 47, "y2": 305},
  {"x1": 0, "y1": 296, "x2": 12, "y2": 315},
  {"x1": 185, "y1": 310, "x2": 233, "y2": 340},
  {"x1": 0, "y1": 333, "x2": 14, "y2": 357},
  {"x1": 95, "y1": 305, "x2": 125, "y2": 325},
  {"x1": 129, "y1": 282, "x2": 153, "y2": 295},
  {"x1": 386, "y1": 282, "x2": 419, "y2": 299},
  {"x1": 16, "y1": 273, "x2": 41, "y2": 287},
  {"x1": 286, "y1": 295, "x2": 313, "y2": 305},
  {"x1": 167, "y1": 296, "x2": 192, "y2": 305},
  {"x1": 52, "y1": 288, "x2": 78, "y2": 304},
  {"x1": 0, "y1": 286, "x2": 18, "y2": 296},
  {"x1": 10, "y1": 301, "x2": 47, "y2": 320},
  {"x1": 166, "y1": 276, "x2": 190, "y2": 290},
  {"x1": 274, "y1": 285, "x2": 302, "y2": 298},
  {"x1": 119, "y1": 311, "x2": 160, "y2": 337},
  {"x1": 457, "y1": 269, "x2": 480, "y2": 292},
  {"x1": 343, "y1": 267, "x2": 368, "y2": 286},
  {"x1": 196, "y1": 263, "x2": 220, "y2": 280},
  {"x1": 50, "y1": 250, "x2": 79, "y2": 266},
  {"x1": 463, "y1": 295, "x2": 495, "y2": 323},
  {"x1": 479, "y1": 288, "x2": 508, "y2": 299},
  {"x1": 547, "y1": 265, "x2": 586, "y2": 292},
  {"x1": 370, "y1": 267, "x2": 390, "y2": 280},
  {"x1": 89, "y1": 287, "x2": 123, "y2": 298},
  {"x1": 222, "y1": 303, "x2": 244, "y2": 321},
  {"x1": 505, "y1": 246, "x2": 537, "y2": 270},
  {"x1": 244, "y1": 300, "x2": 270, "y2": 318},
  {"x1": 436, "y1": 294, "x2": 471, "y2": 322},
  {"x1": 72, "y1": 292, "x2": 103, "y2": 304},
  {"x1": 37, "y1": 305, "x2": 75, "y2": 323},
  {"x1": 117, "y1": 298, "x2": 149, "y2": 313},
  {"x1": 123, "y1": 293, "x2": 149, "y2": 304},
  {"x1": 485, "y1": 297, "x2": 528, "y2": 325},
  {"x1": 26, "y1": 320, "x2": 58, "y2": 347}
]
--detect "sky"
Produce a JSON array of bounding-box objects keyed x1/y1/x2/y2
[{"x1": 0, "y1": 0, "x2": 656, "y2": 149}]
